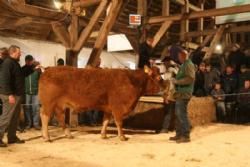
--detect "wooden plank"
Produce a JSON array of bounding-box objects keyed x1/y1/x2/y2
[
  {"x1": 147, "y1": 4, "x2": 250, "y2": 24},
  {"x1": 87, "y1": 0, "x2": 123, "y2": 66},
  {"x1": 51, "y1": 22, "x2": 71, "y2": 48},
  {"x1": 152, "y1": 21, "x2": 172, "y2": 48},
  {"x1": 73, "y1": 0, "x2": 108, "y2": 51},
  {"x1": 73, "y1": 0, "x2": 101, "y2": 8},
  {"x1": 174, "y1": 0, "x2": 202, "y2": 11},
  {"x1": 204, "y1": 26, "x2": 226, "y2": 59}
]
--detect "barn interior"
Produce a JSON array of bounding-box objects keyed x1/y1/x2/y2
[{"x1": 0, "y1": 1, "x2": 250, "y2": 167}]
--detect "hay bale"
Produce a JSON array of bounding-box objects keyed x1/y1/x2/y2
[
  {"x1": 124, "y1": 96, "x2": 216, "y2": 130},
  {"x1": 188, "y1": 96, "x2": 216, "y2": 127}
]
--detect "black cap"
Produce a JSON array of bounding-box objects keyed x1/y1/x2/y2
[{"x1": 25, "y1": 55, "x2": 34, "y2": 61}]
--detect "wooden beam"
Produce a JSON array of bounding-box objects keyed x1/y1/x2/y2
[
  {"x1": 204, "y1": 26, "x2": 225, "y2": 59},
  {"x1": 51, "y1": 22, "x2": 71, "y2": 48},
  {"x1": 137, "y1": 0, "x2": 147, "y2": 16},
  {"x1": 0, "y1": 0, "x2": 67, "y2": 21},
  {"x1": 180, "y1": 0, "x2": 189, "y2": 41},
  {"x1": 162, "y1": 0, "x2": 170, "y2": 16},
  {"x1": 197, "y1": 0, "x2": 204, "y2": 43},
  {"x1": 73, "y1": 0, "x2": 108, "y2": 51},
  {"x1": 87, "y1": 0, "x2": 123, "y2": 67},
  {"x1": 147, "y1": 4, "x2": 250, "y2": 24},
  {"x1": 173, "y1": 0, "x2": 202, "y2": 11},
  {"x1": 187, "y1": 24, "x2": 250, "y2": 37},
  {"x1": 152, "y1": 21, "x2": 172, "y2": 48},
  {"x1": 73, "y1": 0, "x2": 101, "y2": 8},
  {"x1": 69, "y1": 14, "x2": 79, "y2": 48}
]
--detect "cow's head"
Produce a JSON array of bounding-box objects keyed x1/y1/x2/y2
[{"x1": 144, "y1": 66, "x2": 163, "y2": 95}]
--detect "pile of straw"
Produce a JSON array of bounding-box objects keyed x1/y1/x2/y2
[{"x1": 188, "y1": 96, "x2": 216, "y2": 127}]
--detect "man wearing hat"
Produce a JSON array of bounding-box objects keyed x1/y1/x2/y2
[
  {"x1": 228, "y1": 43, "x2": 246, "y2": 73},
  {"x1": 169, "y1": 49, "x2": 195, "y2": 143}
]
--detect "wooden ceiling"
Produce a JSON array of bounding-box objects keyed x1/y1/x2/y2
[{"x1": 0, "y1": 0, "x2": 217, "y2": 53}]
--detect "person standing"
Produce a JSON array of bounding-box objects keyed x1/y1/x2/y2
[
  {"x1": 22, "y1": 56, "x2": 41, "y2": 130},
  {"x1": 158, "y1": 57, "x2": 178, "y2": 133},
  {"x1": 211, "y1": 83, "x2": 226, "y2": 123},
  {"x1": 0, "y1": 45, "x2": 25, "y2": 147},
  {"x1": 138, "y1": 37, "x2": 153, "y2": 69},
  {"x1": 169, "y1": 49, "x2": 195, "y2": 143}
]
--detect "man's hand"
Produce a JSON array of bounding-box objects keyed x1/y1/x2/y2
[{"x1": 9, "y1": 95, "x2": 16, "y2": 104}]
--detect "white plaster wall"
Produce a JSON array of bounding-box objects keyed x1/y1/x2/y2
[{"x1": 0, "y1": 36, "x2": 137, "y2": 69}]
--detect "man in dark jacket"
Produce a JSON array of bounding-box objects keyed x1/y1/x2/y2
[
  {"x1": 0, "y1": 45, "x2": 25, "y2": 147},
  {"x1": 228, "y1": 44, "x2": 246, "y2": 73},
  {"x1": 138, "y1": 37, "x2": 153, "y2": 68},
  {"x1": 221, "y1": 65, "x2": 239, "y2": 123},
  {"x1": 194, "y1": 62, "x2": 206, "y2": 97},
  {"x1": 237, "y1": 80, "x2": 250, "y2": 123},
  {"x1": 22, "y1": 56, "x2": 41, "y2": 130}
]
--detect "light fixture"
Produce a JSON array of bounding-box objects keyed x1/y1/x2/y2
[
  {"x1": 54, "y1": 0, "x2": 63, "y2": 10},
  {"x1": 215, "y1": 44, "x2": 222, "y2": 52}
]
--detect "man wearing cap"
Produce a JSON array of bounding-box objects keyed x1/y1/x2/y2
[{"x1": 169, "y1": 49, "x2": 195, "y2": 143}]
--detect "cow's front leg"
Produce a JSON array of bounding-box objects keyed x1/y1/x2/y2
[
  {"x1": 40, "y1": 109, "x2": 51, "y2": 142},
  {"x1": 113, "y1": 114, "x2": 127, "y2": 141},
  {"x1": 101, "y1": 113, "x2": 112, "y2": 139}
]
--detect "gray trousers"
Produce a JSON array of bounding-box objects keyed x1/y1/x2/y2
[{"x1": 0, "y1": 94, "x2": 21, "y2": 140}]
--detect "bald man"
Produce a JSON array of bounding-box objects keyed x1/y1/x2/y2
[{"x1": 169, "y1": 49, "x2": 195, "y2": 143}]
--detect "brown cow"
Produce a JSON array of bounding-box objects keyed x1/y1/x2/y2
[{"x1": 39, "y1": 66, "x2": 162, "y2": 141}]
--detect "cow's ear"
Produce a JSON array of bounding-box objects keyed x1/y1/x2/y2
[{"x1": 144, "y1": 65, "x2": 152, "y2": 76}]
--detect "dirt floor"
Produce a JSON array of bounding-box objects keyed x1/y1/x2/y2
[{"x1": 0, "y1": 124, "x2": 250, "y2": 167}]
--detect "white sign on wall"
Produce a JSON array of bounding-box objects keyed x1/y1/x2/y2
[
  {"x1": 129, "y1": 14, "x2": 141, "y2": 26},
  {"x1": 216, "y1": 0, "x2": 250, "y2": 24}
]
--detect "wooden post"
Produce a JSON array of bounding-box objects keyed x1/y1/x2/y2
[
  {"x1": 151, "y1": 0, "x2": 172, "y2": 48},
  {"x1": 87, "y1": 0, "x2": 123, "y2": 67},
  {"x1": 180, "y1": 0, "x2": 189, "y2": 42},
  {"x1": 137, "y1": 0, "x2": 147, "y2": 43},
  {"x1": 197, "y1": 0, "x2": 204, "y2": 43},
  {"x1": 204, "y1": 25, "x2": 225, "y2": 59}
]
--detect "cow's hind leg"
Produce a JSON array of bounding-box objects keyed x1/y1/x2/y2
[
  {"x1": 40, "y1": 107, "x2": 51, "y2": 142},
  {"x1": 101, "y1": 113, "x2": 112, "y2": 139},
  {"x1": 113, "y1": 112, "x2": 127, "y2": 141},
  {"x1": 55, "y1": 108, "x2": 73, "y2": 139}
]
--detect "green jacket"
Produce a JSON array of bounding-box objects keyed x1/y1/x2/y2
[
  {"x1": 25, "y1": 71, "x2": 40, "y2": 95},
  {"x1": 174, "y1": 59, "x2": 195, "y2": 100}
]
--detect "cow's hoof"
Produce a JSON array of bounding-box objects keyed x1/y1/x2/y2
[
  {"x1": 44, "y1": 139, "x2": 52, "y2": 143},
  {"x1": 101, "y1": 135, "x2": 108, "y2": 140},
  {"x1": 67, "y1": 135, "x2": 74, "y2": 139},
  {"x1": 119, "y1": 136, "x2": 128, "y2": 141}
]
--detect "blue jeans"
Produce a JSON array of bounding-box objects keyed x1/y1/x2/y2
[
  {"x1": 215, "y1": 102, "x2": 226, "y2": 122},
  {"x1": 175, "y1": 99, "x2": 191, "y2": 137},
  {"x1": 24, "y1": 94, "x2": 40, "y2": 127},
  {"x1": 162, "y1": 101, "x2": 175, "y2": 130}
]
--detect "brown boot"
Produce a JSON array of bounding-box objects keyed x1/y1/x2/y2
[
  {"x1": 169, "y1": 135, "x2": 181, "y2": 141},
  {"x1": 176, "y1": 136, "x2": 191, "y2": 143}
]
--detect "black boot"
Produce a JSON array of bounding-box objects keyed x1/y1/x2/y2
[{"x1": 8, "y1": 137, "x2": 25, "y2": 144}]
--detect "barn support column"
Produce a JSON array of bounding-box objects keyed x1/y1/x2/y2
[
  {"x1": 151, "y1": 0, "x2": 172, "y2": 48},
  {"x1": 180, "y1": 0, "x2": 189, "y2": 42},
  {"x1": 87, "y1": 0, "x2": 123, "y2": 67},
  {"x1": 197, "y1": 0, "x2": 204, "y2": 44}
]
